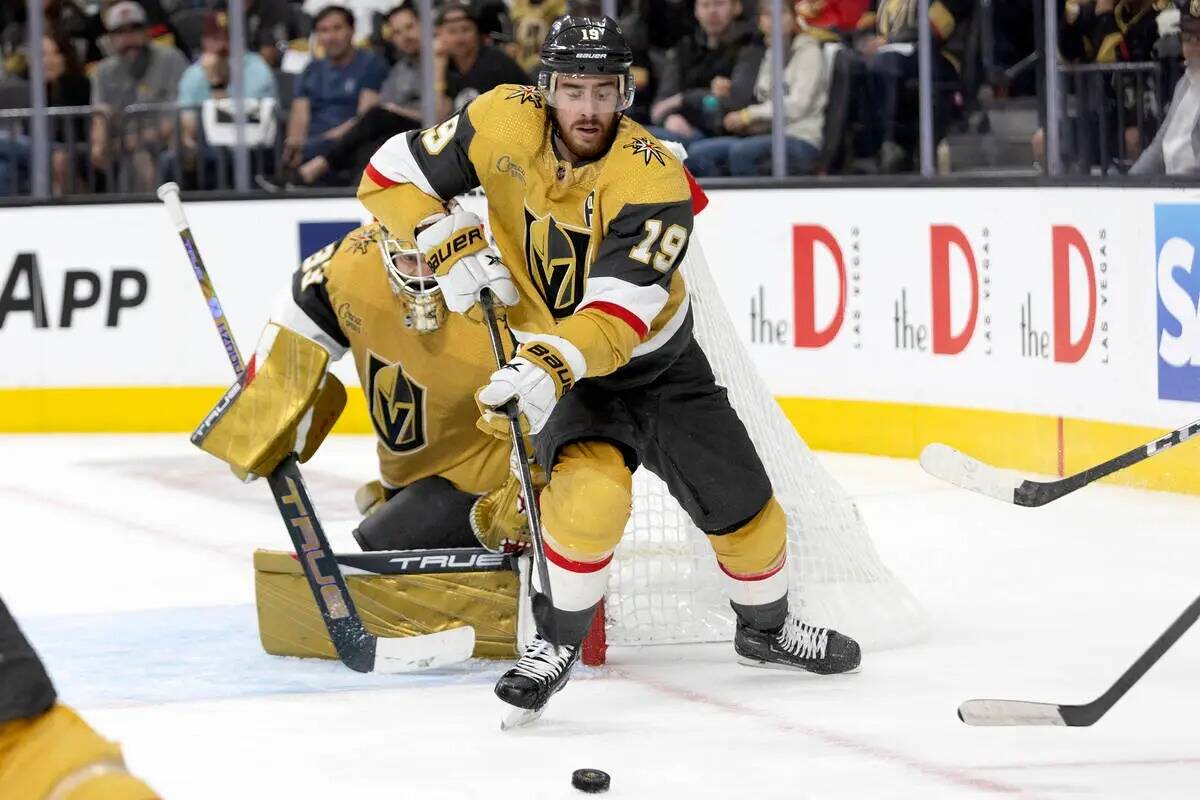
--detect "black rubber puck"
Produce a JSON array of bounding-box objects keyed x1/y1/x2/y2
[{"x1": 571, "y1": 768, "x2": 610, "y2": 793}]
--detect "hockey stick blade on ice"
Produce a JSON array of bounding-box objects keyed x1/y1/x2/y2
[
  {"x1": 157, "y1": 182, "x2": 474, "y2": 674},
  {"x1": 921, "y1": 414, "x2": 1200, "y2": 507},
  {"x1": 959, "y1": 591, "x2": 1200, "y2": 727}
]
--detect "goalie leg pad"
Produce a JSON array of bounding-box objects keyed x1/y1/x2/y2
[
  {"x1": 352, "y1": 476, "x2": 478, "y2": 551},
  {"x1": 192, "y1": 324, "x2": 345, "y2": 480},
  {"x1": 0, "y1": 704, "x2": 157, "y2": 800},
  {"x1": 707, "y1": 496, "x2": 789, "y2": 625}
]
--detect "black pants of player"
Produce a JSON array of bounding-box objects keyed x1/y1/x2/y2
[
  {"x1": 0, "y1": 596, "x2": 57, "y2": 723},
  {"x1": 535, "y1": 335, "x2": 774, "y2": 541},
  {"x1": 325, "y1": 106, "x2": 421, "y2": 174},
  {"x1": 352, "y1": 476, "x2": 480, "y2": 551}
]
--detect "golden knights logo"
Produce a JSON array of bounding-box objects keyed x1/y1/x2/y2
[
  {"x1": 623, "y1": 137, "x2": 668, "y2": 166},
  {"x1": 505, "y1": 86, "x2": 543, "y2": 108},
  {"x1": 524, "y1": 207, "x2": 593, "y2": 318},
  {"x1": 366, "y1": 352, "x2": 427, "y2": 453}
]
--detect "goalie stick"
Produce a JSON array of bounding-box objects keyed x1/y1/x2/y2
[
  {"x1": 959, "y1": 591, "x2": 1200, "y2": 726},
  {"x1": 156, "y1": 182, "x2": 474, "y2": 674},
  {"x1": 920, "y1": 415, "x2": 1200, "y2": 506}
]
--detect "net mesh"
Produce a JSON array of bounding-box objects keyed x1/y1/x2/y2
[{"x1": 605, "y1": 243, "x2": 927, "y2": 651}]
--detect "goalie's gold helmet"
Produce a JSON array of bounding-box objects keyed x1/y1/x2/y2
[{"x1": 378, "y1": 222, "x2": 447, "y2": 335}]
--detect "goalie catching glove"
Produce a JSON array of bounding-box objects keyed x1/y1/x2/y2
[
  {"x1": 476, "y1": 341, "x2": 576, "y2": 437},
  {"x1": 415, "y1": 208, "x2": 517, "y2": 321},
  {"x1": 192, "y1": 323, "x2": 346, "y2": 481}
]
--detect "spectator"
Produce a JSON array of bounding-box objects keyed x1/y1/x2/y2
[
  {"x1": 647, "y1": 0, "x2": 763, "y2": 145},
  {"x1": 437, "y1": 0, "x2": 528, "y2": 112},
  {"x1": 1, "y1": 0, "x2": 102, "y2": 76},
  {"x1": 854, "y1": 0, "x2": 972, "y2": 173},
  {"x1": 243, "y1": 0, "x2": 308, "y2": 69},
  {"x1": 797, "y1": 0, "x2": 869, "y2": 41},
  {"x1": 89, "y1": 0, "x2": 188, "y2": 192},
  {"x1": 172, "y1": 10, "x2": 277, "y2": 186},
  {"x1": 686, "y1": 0, "x2": 828, "y2": 175},
  {"x1": 1130, "y1": 3, "x2": 1200, "y2": 174},
  {"x1": 507, "y1": 0, "x2": 566, "y2": 78},
  {"x1": 282, "y1": 5, "x2": 387, "y2": 176},
  {"x1": 293, "y1": 1, "x2": 439, "y2": 185},
  {"x1": 0, "y1": 27, "x2": 90, "y2": 196}
]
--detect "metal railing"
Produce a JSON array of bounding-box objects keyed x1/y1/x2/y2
[{"x1": 1057, "y1": 62, "x2": 1163, "y2": 176}]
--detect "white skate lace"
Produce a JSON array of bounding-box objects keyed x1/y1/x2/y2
[
  {"x1": 511, "y1": 637, "x2": 576, "y2": 683},
  {"x1": 777, "y1": 617, "x2": 829, "y2": 660}
]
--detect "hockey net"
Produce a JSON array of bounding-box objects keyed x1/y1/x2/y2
[{"x1": 586, "y1": 241, "x2": 926, "y2": 663}]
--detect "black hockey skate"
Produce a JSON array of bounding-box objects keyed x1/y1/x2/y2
[
  {"x1": 735, "y1": 615, "x2": 861, "y2": 675},
  {"x1": 495, "y1": 635, "x2": 580, "y2": 729}
]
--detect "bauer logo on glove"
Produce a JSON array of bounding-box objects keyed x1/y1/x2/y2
[
  {"x1": 416, "y1": 208, "x2": 518, "y2": 319},
  {"x1": 475, "y1": 340, "x2": 576, "y2": 438},
  {"x1": 424, "y1": 226, "x2": 485, "y2": 273}
]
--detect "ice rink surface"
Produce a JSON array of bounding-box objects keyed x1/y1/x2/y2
[{"x1": 4, "y1": 433, "x2": 1200, "y2": 799}]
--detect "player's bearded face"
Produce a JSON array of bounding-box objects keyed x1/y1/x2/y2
[{"x1": 550, "y1": 76, "x2": 621, "y2": 160}]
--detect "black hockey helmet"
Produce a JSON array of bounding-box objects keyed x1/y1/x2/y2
[{"x1": 537, "y1": 15, "x2": 635, "y2": 112}]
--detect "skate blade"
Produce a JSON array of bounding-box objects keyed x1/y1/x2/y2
[
  {"x1": 736, "y1": 656, "x2": 862, "y2": 675},
  {"x1": 500, "y1": 705, "x2": 545, "y2": 731}
]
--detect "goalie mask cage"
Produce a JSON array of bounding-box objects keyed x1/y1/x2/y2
[{"x1": 580, "y1": 241, "x2": 927, "y2": 665}]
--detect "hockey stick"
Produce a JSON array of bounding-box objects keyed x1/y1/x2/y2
[
  {"x1": 477, "y1": 289, "x2": 556, "y2": 632},
  {"x1": 156, "y1": 182, "x2": 474, "y2": 673},
  {"x1": 959, "y1": 591, "x2": 1200, "y2": 726},
  {"x1": 920, "y1": 416, "x2": 1200, "y2": 507}
]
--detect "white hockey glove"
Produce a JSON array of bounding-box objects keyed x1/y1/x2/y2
[
  {"x1": 415, "y1": 209, "x2": 518, "y2": 321},
  {"x1": 475, "y1": 341, "x2": 577, "y2": 438}
]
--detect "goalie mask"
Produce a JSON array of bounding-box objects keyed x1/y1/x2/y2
[
  {"x1": 537, "y1": 15, "x2": 635, "y2": 114},
  {"x1": 379, "y1": 225, "x2": 447, "y2": 334}
]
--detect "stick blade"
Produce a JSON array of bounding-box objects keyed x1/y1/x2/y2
[
  {"x1": 371, "y1": 626, "x2": 475, "y2": 673},
  {"x1": 958, "y1": 699, "x2": 1068, "y2": 726},
  {"x1": 919, "y1": 444, "x2": 1022, "y2": 504}
]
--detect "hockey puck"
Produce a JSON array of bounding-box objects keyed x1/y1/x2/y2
[{"x1": 571, "y1": 768, "x2": 610, "y2": 793}]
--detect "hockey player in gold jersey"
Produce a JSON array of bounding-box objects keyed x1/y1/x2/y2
[
  {"x1": 0, "y1": 596, "x2": 158, "y2": 800},
  {"x1": 358, "y1": 15, "x2": 861, "y2": 718},
  {"x1": 196, "y1": 219, "x2": 530, "y2": 555}
]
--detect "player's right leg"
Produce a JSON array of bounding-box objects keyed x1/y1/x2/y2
[
  {"x1": 494, "y1": 437, "x2": 634, "y2": 712},
  {"x1": 0, "y1": 597, "x2": 158, "y2": 799}
]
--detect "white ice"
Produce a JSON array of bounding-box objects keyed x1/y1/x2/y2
[{"x1": 3, "y1": 433, "x2": 1200, "y2": 799}]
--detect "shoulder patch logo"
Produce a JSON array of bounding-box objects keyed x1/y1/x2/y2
[
  {"x1": 623, "y1": 136, "x2": 668, "y2": 167},
  {"x1": 524, "y1": 206, "x2": 593, "y2": 319},
  {"x1": 366, "y1": 352, "x2": 427, "y2": 454},
  {"x1": 343, "y1": 227, "x2": 377, "y2": 256},
  {"x1": 505, "y1": 86, "x2": 544, "y2": 108}
]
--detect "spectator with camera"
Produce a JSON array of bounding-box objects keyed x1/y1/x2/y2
[
  {"x1": 647, "y1": 0, "x2": 764, "y2": 145},
  {"x1": 685, "y1": 0, "x2": 828, "y2": 175}
]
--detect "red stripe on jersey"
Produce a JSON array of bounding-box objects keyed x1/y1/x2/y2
[
  {"x1": 364, "y1": 163, "x2": 398, "y2": 188},
  {"x1": 717, "y1": 557, "x2": 786, "y2": 582},
  {"x1": 685, "y1": 168, "x2": 709, "y2": 215},
  {"x1": 580, "y1": 301, "x2": 649, "y2": 339},
  {"x1": 544, "y1": 545, "x2": 614, "y2": 574}
]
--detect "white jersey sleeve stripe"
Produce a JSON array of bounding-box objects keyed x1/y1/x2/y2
[{"x1": 366, "y1": 132, "x2": 441, "y2": 199}]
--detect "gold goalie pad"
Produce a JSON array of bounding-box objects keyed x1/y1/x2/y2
[
  {"x1": 253, "y1": 550, "x2": 520, "y2": 660},
  {"x1": 193, "y1": 324, "x2": 346, "y2": 480}
]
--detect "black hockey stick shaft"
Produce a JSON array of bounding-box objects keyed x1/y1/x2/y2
[
  {"x1": 157, "y1": 182, "x2": 376, "y2": 672},
  {"x1": 478, "y1": 289, "x2": 556, "y2": 620},
  {"x1": 960, "y1": 590, "x2": 1200, "y2": 726},
  {"x1": 1063, "y1": 590, "x2": 1200, "y2": 725},
  {"x1": 1016, "y1": 418, "x2": 1200, "y2": 506}
]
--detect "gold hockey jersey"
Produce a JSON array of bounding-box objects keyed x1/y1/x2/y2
[
  {"x1": 276, "y1": 223, "x2": 510, "y2": 494},
  {"x1": 358, "y1": 84, "x2": 702, "y2": 387}
]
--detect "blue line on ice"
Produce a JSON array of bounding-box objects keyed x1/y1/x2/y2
[{"x1": 21, "y1": 605, "x2": 506, "y2": 707}]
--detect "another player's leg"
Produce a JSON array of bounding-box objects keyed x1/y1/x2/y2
[
  {"x1": 638, "y1": 340, "x2": 861, "y2": 674},
  {"x1": 494, "y1": 440, "x2": 632, "y2": 712},
  {"x1": 0, "y1": 597, "x2": 158, "y2": 799}
]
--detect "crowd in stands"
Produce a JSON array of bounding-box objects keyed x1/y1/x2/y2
[{"x1": 0, "y1": 0, "x2": 1197, "y2": 196}]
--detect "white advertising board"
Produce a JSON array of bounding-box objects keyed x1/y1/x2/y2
[{"x1": 4, "y1": 186, "x2": 1200, "y2": 432}]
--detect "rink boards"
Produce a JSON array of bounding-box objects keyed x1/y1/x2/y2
[{"x1": 5, "y1": 186, "x2": 1200, "y2": 494}]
